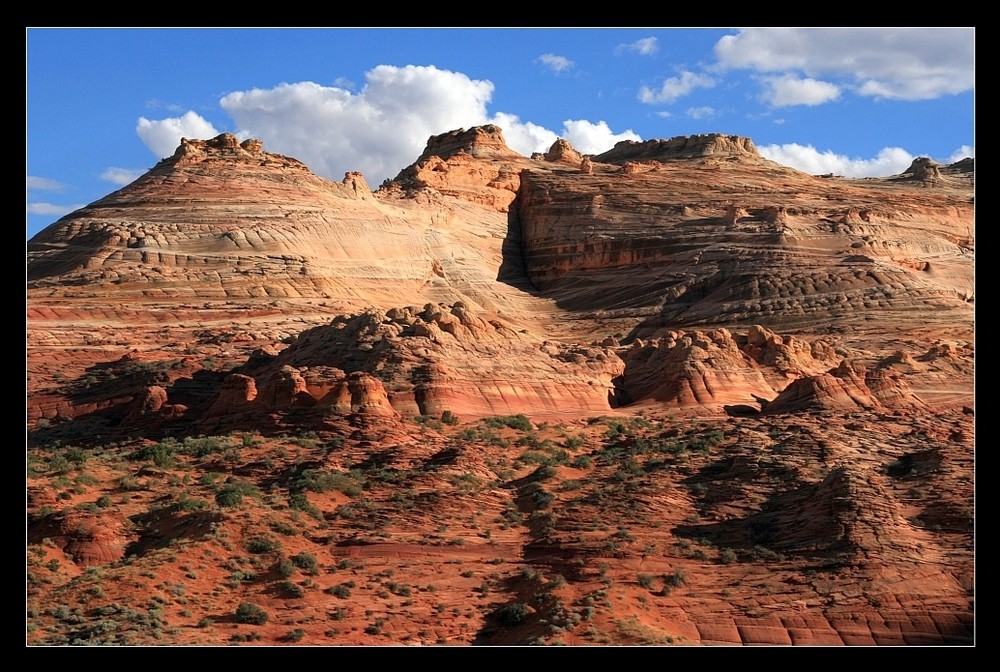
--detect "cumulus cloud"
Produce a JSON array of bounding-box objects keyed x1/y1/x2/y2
[
  {"x1": 489, "y1": 112, "x2": 559, "y2": 155},
  {"x1": 638, "y1": 71, "x2": 716, "y2": 104},
  {"x1": 946, "y1": 145, "x2": 974, "y2": 163},
  {"x1": 137, "y1": 110, "x2": 220, "y2": 158},
  {"x1": 656, "y1": 111, "x2": 672, "y2": 118},
  {"x1": 615, "y1": 37, "x2": 658, "y2": 56},
  {"x1": 715, "y1": 28, "x2": 973, "y2": 100},
  {"x1": 139, "y1": 65, "x2": 640, "y2": 186},
  {"x1": 760, "y1": 74, "x2": 841, "y2": 107},
  {"x1": 220, "y1": 67, "x2": 495, "y2": 185},
  {"x1": 686, "y1": 106, "x2": 717, "y2": 120},
  {"x1": 758, "y1": 143, "x2": 914, "y2": 177},
  {"x1": 27, "y1": 202, "x2": 85, "y2": 216},
  {"x1": 561, "y1": 119, "x2": 641, "y2": 153},
  {"x1": 100, "y1": 167, "x2": 146, "y2": 186},
  {"x1": 27, "y1": 176, "x2": 66, "y2": 191},
  {"x1": 537, "y1": 53, "x2": 574, "y2": 73}
]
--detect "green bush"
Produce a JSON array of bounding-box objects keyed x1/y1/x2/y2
[
  {"x1": 281, "y1": 628, "x2": 305, "y2": 643},
  {"x1": 291, "y1": 552, "x2": 319, "y2": 575},
  {"x1": 281, "y1": 581, "x2": 304, "y2": 598},
  {"x1": 664, "y1": 570, "x2": 686, "y2": 588},
  {"x1": 484, "y1": 415, "x2": 533, "y2": 432},
  {"x1": 292, "y1": 469, "x2": 365, "y2": 497},
  {"x1": 246, "y1": 537, "x2": 279, "y2": 554},
  {"x1": 493, "y1": 602, "x2": 530, "y2": 626},
  {"x1": 215, "y1": 480, "x2": 259, "y2": 508},
  {"x1": 719, "y1": 548, "x2": 738, "y2": 564},
  {"x1": 275, "y1": 558, "x2": 295, "y2": 579},
  {"x1": 130, "y1": 442, "x2": 176, "y2": 468},
  {"x1": 326, "y1": 584, "x2": 352, "y2": 598},
  {"x1": 234, "y1": 602, "x2": 268, "y2": 625}
]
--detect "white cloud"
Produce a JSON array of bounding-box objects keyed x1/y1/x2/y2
[
  {"x1": 715, "y1": 28, "x2": 973, "y2": 100},
  {"x1": 27, "y1": 202, "x2": 85, "y2": 216},
  {"x1": 946, "y1": 145, "x2": 974, "y2": 163},
  {"x1": 209, "y1": 65, "x2": 639, "y2": 186},
  {"x1": 686, "y1": 106, "x2": 717, "y2": 120},
  {"x1": 100, "y1": 167, "x2": 146, "y2": 186},
  {"x1": 615, "y1": 37, "x2": 659, "y2": 56},
  {"x1": 561, "y1": 120, "x2": 641, "y2": 154},
  {"x1": 137, "y1": 111, "x2": 221, "y2": 158},
  {"x1": 139, "y1": 65, "x2": 640, "y2": 186},
  {"x1": 759, "y1": 143, "x2": 914, "y2": 177},
  {"x1": 488, "y1": 112, "x2": 559, "y2": 156},
  {"x1": 656, "y1": 111, "x2": 672, "y2": 118},
  {"x1": 537, "y1": 53, "x2": 574, "y2": 73},
  {"x1": 220, "y1": 66, "x2": 496, "y2": 185},
  {"x1": 638, "y1": 71, "x2": 716, "y2": 104},
  {"x1": 27, "y1": 176, "x2": 66, "y2": 191},
  {"x1": 761, "y1": 74, "x2": 841, "y2": 107}
]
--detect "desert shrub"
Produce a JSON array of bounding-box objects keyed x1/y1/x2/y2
[
  {"x1": 664, "y1": 570, "x2": 686, "y2": 587},
  {"x1": 441, "y1": 410, "x2": 460, "y2": 425},
  {"x1": 326, "y1": 584, "x2": 352, "y2": 598},
  {"x1": 292, "y1": 469, "x2": 365, "y2": 497},
  {"x1": 281, "y1": 581, "x2": 304, "y2": 598},
  {"x1": 215, "y1": 480, "x2": 259, "y2": 508},
  {"x1": 291, "y1": 552, "x2": 319, "y2": 575},
  {"x1": 270, "y1": 521, "x2": 297, "y2": 536},
  {"x1": 130, "y1": 442, "x2": 176, "y2": 468},
  {"x1": 637, "y1": 573, "x2": 656, "y2": 589},
  {"x1": 176, "y1": 496, "x2": 208, "y2": 511},
  {"x1": 234, "y1": 602, "x2": 268, "y2": 625},
  {"x1": 719, "y1": 548, "x2": 738, "y2": 564},
  {"x1": 246, "y1": 537, "x2": 279, "y2": 554},
  {"x1": 275, "y1": 558, "x2": 295, "y2": 579},
  {"x1": 493, "y1": 602, "x2": 530, "y2": 626},
  {"x1": 281, "y1": 629, "x2": 305, "y2": 643},
  {"x1": 484, "y1": 414, "x2": 533, "y2": 432},
  {"x1": 685, "y1": 430, "x2": 725, "y2": 454}
]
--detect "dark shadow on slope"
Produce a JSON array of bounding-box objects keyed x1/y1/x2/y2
[{"x1": 496, "y1": 196, "x2": 539, "y2": 293}]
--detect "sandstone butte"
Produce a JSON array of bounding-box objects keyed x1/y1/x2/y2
[{"x1": 26, "y1": 126, "x2": 974, "y2": 646}]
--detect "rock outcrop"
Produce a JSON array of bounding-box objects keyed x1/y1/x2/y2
[
  {"x1": 230, "y1": 302, "x2": 625, "y2": 420},
  {"x1": 594, "y1": 133, "x2": 761, "y2": 163},
  {"x1": 543, "y1": 138, "x2": 584, "y2": 165},
  {"x1": 514, "y1": 136, "x2": 973, "y2": 332},
  {"x1": 762, "y1": 360, "x2": 924, "y2": 414},
  {"x1": 617, "y1": 325, "x2": 839, "y2": 411}
]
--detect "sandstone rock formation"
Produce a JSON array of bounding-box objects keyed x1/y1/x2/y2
[
  {"x1": 25, "y1": 126, "x2": 974, "y2": 646},
  {"x1": 227, "y1": 302, "x2": 624, "y2": 421},
  {"x1": 514, "y1": 136, "x2": 973, "y2": 334},
  {"x1": 762, "y1": 359, "x2": 924, "y2": 414}
]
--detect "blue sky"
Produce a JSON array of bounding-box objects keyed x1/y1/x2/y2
[{"x1": 26, "y1": 28, "x2": 974, "y2": 239}]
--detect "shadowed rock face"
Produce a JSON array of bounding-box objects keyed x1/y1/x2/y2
[{"x1": 514, "y1": 143, "x2": 973, "y2": 331}]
